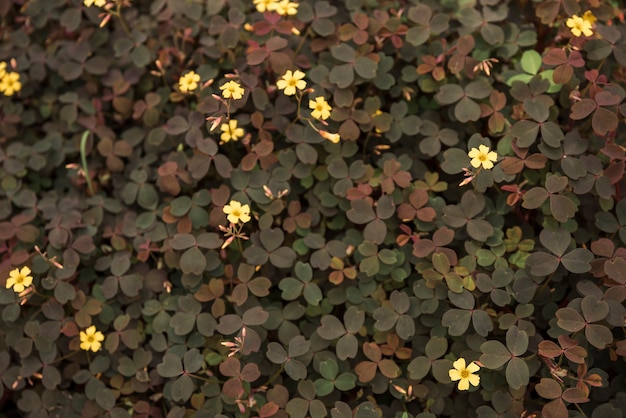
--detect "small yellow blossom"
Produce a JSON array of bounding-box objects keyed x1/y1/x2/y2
[
  {"x1": 320, "y1": 130, "x2": 341, "y2": 143},
  {"x1": 566, "y1": 14, "x2": 593, "y2": 37},
  {"x1": 449, "y1": 358, "x2": 480, "y2": 391},
  {"x1": 468, "y1": 144, "x2": 497, "y2": 170},
  {"x1": 276, "y1": 70, "x2": 306, "y2": 96},
  {"x1": 80, "y1": 326, "x2": 105, "y2": 352},
  {"x1": 6, "y1": 267, "x2": 33, "y2": 293},
  {"x1": 274, "y1": 0, "x2": 299, "y2": 16},
  {"x1": 582, "y1": 10, "x2": 597, "y2": 25},
  {"x1": 309, "y1": 96, "x2": 332, "y2": 120},
  {"x1": 178, "y1": 71, "x2": 201, "y2": 93},
  {"x1": 220, "y1": 119, "x2": 245, "y2": 142},
  {"x1": 220, "y1": 80, "x2": 245, "y2": 100},
  {"x1": 223, "y1": 200, "x2": 251, "y2": 224},
  {"x1": 0, "y1": 62, "x2": 6, "y2": 80},
  {"x1": 84, "y1": 0, "x2": 106, "y2": 7},
  {"x1": 0, "y1": 72, "x2": 21, "y2": 96},
  {"x1": 253, "y1": 0, "x2": 278, "y2": 13}
]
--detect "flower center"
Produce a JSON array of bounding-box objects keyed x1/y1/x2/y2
[
  {"x1": 87, "y1": 336, "x2": 95, "y2": 343},
  {"x1": 16, "y1": 276, "x2": 24, "y2": 284},
  {"x1": 288, "y1": 79, "x2": 297, "y2": 87},
  {"x1": 232, "y1": 209, "x2": 241, "y2": 217},
  {"x1": 460, "y1": 370, "x2": 469, "y2": 379},
  {"x1": 478, "y1": 154, "x2": 487, "y2": 162}
]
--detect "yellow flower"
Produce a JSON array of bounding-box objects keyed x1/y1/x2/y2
[
  {"x1": 0, "y1": 72, "x2": 21, "y2": 96},
  {"x1": 220, "y1": 80, "x2": 245, "y2": 100},
  {"x1": 84, "y1": 0, "x2": 106, "y2": 6},
  {"x1": 309, "y1": 96, "x2": 332, "y2": 120},
  {"x1": 468, "y1": 144, "x2": 497, "y2": 169},
  {"x1": 223, "y1": 200, "x2": 251, "y2": 224},
  {"x1": 582, "y1": 10, "x2": 597, "y2": 25},
  {"x1": 449, "y1": 358, "x2": 480, "y2": 391},
  {"x1": 0, "y1": 62, "x2": 6, "y2": 80},
  {"x1": 566, "y1": 14, "x2": 593, "y2": 37},
  {"x1": 253, "y1": 0, "x2": 278, "y2": 13},
  {"x1": 274, "y1": 0, "x2": 298, "y2": 16},
  {"x1": 6, "y1": 267, "x2": 33, "y2": 293},
  {"x1": 80, "y1": 326, "x2": 105, "y2": 352},
  {"x1": 276, "y1": 70, "x2": 306, "y2": 96},
  {"x1": 178, "y1": 71, "x2": 201, "y2": 93},
  {"x1": 320, "y1": 130, "x2": 340, "y2": 143},
  {"x1": 220, "y1": 119, "x2": 245, "y2": 142}
]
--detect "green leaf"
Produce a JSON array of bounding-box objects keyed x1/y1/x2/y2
[
  {"x1": 318, "y1": 315, "x2": 346, "y2": 340},
  {"x1": 506, "y1": 327, "x2": 528, "y2": 357},
  {"x1": 170, "y1": 312, "x2": 196, "y2": 336},
  {"x1": 337, "y1": 334, "x2": 359, "y2": 360},
  {"x1": 506, "y1": 357, "x2": 529, "y2": 389},
  {"x1": 526, "y1": 252, "x2": 559, "y2": 276},
  {"x1": 539, "y1": 228, "x2": 570, "y2": 256},
  {"x1": 319, "y1": 359, "x2": 338, "y2": 380},
  {"x1": 480, "y1": 341, "x2": 511, "y2": 369},
  {"x1": 432, "y1": 252, "x2": 450, "y2": 275},
  {"x1": 511, "y1": 120, "x2": 539, "y2": 148},
  {"x1": 520, "y1": 50, "x2": 542, "y2": 75},
  {"x1": 425, "y1": 336, "x2": 448, "y2": 360},
  {"x1": 180, "y1": 247, "x2": 206, "y2": 275},
  {"x1": 335, "y1": 372, "x2": 356, "y2": 391},
  {"x1": 329, "y1": 63, "x2": 354, "y2": 88},
  {"x1": 156, "y1": 353, "x2": 183, "y2": 378},
  {"x1": 347, "y1": 200, "x2": 376, "y2": 224},
  {"x1": 331, "y1": 44, "x2": 356, "y2": 62},
  {"x1": 270, "y1": 247, "x2": 297, "y2": 269},
  {"x1": 550, "y1": 195, "x2": 577, "y2": 223},
  {"x1": 441, "y1": 309, "x2": 471, "y2": 336},
  {"x1": 435, "y1": 84, "x2": 464, "y2": 105},
  {"x1": 407, "y1": 356, "x2": 431, "y2": 380},
  {"x1": 171, "y1": 375, "x2": 194, "y2": 402},
  {"x1": 95, "y1": 387, "x2": 116, "y2": 411},
  {"x1": 314, "y1": 378, "x2": 335, "y2": 397},
  {"x1": 303, "y1": 282, "x2": 323, "y2": 305},
  {"x1": 354, "y1": 57, "x2": 377, "y2": 79},
  {"x1": 455, "y1": 97, "x2": 481, "y2": 122}
]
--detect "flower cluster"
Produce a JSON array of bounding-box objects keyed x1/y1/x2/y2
[
  {"x1": 220, "y1": 80, "x2": 245, "y2": 100},
  {"x1": 566, "y1": 11, "x2": 596, "y2": 37},
  {"x1": 178, "y1": 71, "x2": 201, "y2": 93},
  {"x1": 80, "y1": 326, "x2": 105, "y2": 352},
  {"x1": 253, "y1": 0, "x2": 299, "y2": 16},
  {"x1": 5, "y1": 267, "x2": 33, "y2": 293},
  {"x1": 223, "y1": 200, "x2": 251, "y2": 224},
  {"x1": 309, "y1": 96, "x2": 332, "y2": 120},
  {"x1": 468, "y1": 145, "x2": 498, "y2": 170},
  {"x1": 0, "y1": 62, "x2": 21, "y2": 96},
  {"x1": 449, "y1": 358, "x2": 480, "y2": 391},
  {"x1": 276, "y1": 70, "x2": 306, "y2": 96},
  {"x1": 220, "y1": 120, "x2": 245, "y2": 143}
]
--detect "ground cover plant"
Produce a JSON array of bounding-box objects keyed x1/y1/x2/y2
[{"x1": 1, "y1": 0, "x2": 626, "y2": 417}]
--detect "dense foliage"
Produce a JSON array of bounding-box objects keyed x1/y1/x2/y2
[{"x1": 1, "y1": 0, "x2": 626, "y2": 417}]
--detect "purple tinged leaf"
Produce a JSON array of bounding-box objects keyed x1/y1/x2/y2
[
  {"x1": 585, "y1": 324, "x2": 613, "y2": 349},
  {"x1": 561, "y1": 248, "x2": 593, "y2": 273},
  {"x1": 555, "y1": 308, "x2": 585, "y2": 332},
  {"x1": 318, "y1": 315, "x2": 346, "y2": 340}
]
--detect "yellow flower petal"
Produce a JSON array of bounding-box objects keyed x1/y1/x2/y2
[{"x1": 449, "y1": 369, "x2": 462, "y2": 381}]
